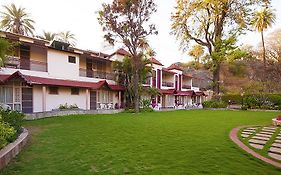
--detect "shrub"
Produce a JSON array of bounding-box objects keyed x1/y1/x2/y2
[
  {"x1": 0, "y1": 122, "x2": 16, "y2": 149},
  {"x1": 202, "y1": 100, "x2": 227, "y2": 108},
  {"x1": 0, "y1": 109, "x2": 24, "y2": 133}
]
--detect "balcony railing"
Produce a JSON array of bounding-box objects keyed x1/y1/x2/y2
[
  {"x1": 80, "y1": 69, "x2": 115, "y2": 80},
  {"x1": 162, "y1": 81, "x2": 174, "y2": 87},
  {"x1": 182, "y1": 85, "x2": 191, "y2": 89},
  {"x1": 5, "y1": 56, "x2": 47, "y2": 72}
]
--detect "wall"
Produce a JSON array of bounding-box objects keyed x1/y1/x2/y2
[
  {"x1": 33, "y1": 85, "x2": 43, "y2": 113},
  {"x1": 45, "y1": 86, "x2": 88, "y2": 111},
  {"x1": 47, "y1": 49, "x2": 79, "y2": 78}
]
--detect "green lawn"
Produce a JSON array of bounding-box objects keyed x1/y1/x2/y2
[{"x1": 1, "y1": 110, "x2": 281, "y2": 175}]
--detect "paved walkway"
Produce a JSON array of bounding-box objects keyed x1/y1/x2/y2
[{"x1": 230, "y1": 126, "x2": 281, "y2": 168}]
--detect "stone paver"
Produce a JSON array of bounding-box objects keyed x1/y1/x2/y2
[
  {"x1": 255, "y1": 133, "x2": 272, "y2": 138},
  {"x1": 247, "y1": 127, "x2": 258, "y2": 130},
  {"x1": 262, "y1": 129, "x2": 275, "y2": 132},
  {"x1": 249, "y1": 143, "x2": 264, "y2": 149},
  {"x1": 264, "y1": 127, "x2": 277, "y2": 129},
  {"x1": 275, "y1": 140, "x2": 281, "y2": 143},
  {"x1": 272, "y1": 143, "x2": 281, "y2": 148},
  {"x1": 252, "y1": 136, "x2": 270, "y2": 141},
  {"x1": 242, "y1": 132, "x2": 252, "y2": 135},
  {"x1": 276, "y1": 136, "x2": 281, "y2": 140},
  {"x1": 260, "y1": 131, "x2": 273, "y2": 135},
  {"x1": 269, "y1": 153, "x2": 281, "y2": 161},
  {"x1": 241, "y1": 134, "x2": 250, "y2": 138},
  {"x1": 244, "y1": 129, "x2": 255, "y2": 132},
  {"x1": 249, "y1": 139, "x2": 267, "y2": 145},
  {"x1": 269, "y1": 147, "x2": 281, "y2": 154}
]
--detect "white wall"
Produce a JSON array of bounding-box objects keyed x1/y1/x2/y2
[
  {"x1": 47, "y1": 50, "x2": 80, "y2": 79},
  {"x1": 45, "y1": 87, "x2": 87, "y2": 111},
  {"x1": 33, "y1": 85, "x2": 43, "y2": 113}
]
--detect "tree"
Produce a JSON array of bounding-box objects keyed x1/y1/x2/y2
[
  {"x1": 98, "y1": 0, "x2": 157, "y2": 112},
  {"x1": 113, "y1": 55, "x2": 152, "y2": 109},
  {"x1": 188, "y1": 44, "x2": 204, "y2": 69},
  {"x1": 252, "y1": 7, "x2": 276, "y2": 69},
  {"x1": 58, "y1": 31, "x2": 76, "y2": 46},
  {"x1": 171, "y1": 0, "x2": 268, "y2": 95},
  {"x1": 0, "y1": 38, "x2": 13, "y2": 67},
  {"x1": 0, "y1": 3, "x2": 35, "y2": 36},
  {"x1": 37, "y1": 31, "x2": 57, "y2": 41}
]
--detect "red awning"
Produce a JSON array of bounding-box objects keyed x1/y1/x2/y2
[
  {"x1": 1, "y1": 71, "x2": 124, "y2": 91},
  {"x1": 175, "y1": 90, "x2": 195, "y2": 96}
]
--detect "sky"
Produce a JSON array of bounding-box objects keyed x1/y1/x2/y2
[{"x1": 1, "y1": 0, "x2": 281, "y2": 66}]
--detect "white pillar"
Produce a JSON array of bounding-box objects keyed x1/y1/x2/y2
[
  {"x1": 118, "y1": 91, "x2": 121, "y2": 108},
  {"x1": 42, "y1": 86, "x2": 46, "y2": 112},
  {"x1": 86, "y1": 89, "x2": 89, "y2": 110}
]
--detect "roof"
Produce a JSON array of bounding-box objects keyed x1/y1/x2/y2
[
  {"x1": 162, "y1": 68, "x2": 176, "y2": 74},
  {"x1": 167, "y1": 64, "x2": 183, "y2": 71},
  {"x1": 150, "y1": 57, "x2": 163, "y2": 66},
  {"x1": 112, "y1": 48, "x2": 130, "y2": 56},
  {"x1": 0, "y1": 71, "x2": 125, "y2": 91}
]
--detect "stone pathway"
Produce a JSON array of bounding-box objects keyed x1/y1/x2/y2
[{"x1": 230, "y1": 126, "x2": 281, "y2": 169}]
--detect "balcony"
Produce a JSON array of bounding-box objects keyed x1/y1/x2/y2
[
  {"x1": 80, "y1": 69, "x2": 115, "y2": 80},
  {"x1": 162, "y1": 81, "x2": 174, "y2": 87},
  {"x1": 4, "y1": 56, "x2": 47, "y2": 72},
  {"x1": 182, "y1": 85, "x2": 191, "y2": 89}
]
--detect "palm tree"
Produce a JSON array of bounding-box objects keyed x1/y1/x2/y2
[
  {"x1": 0, "y1": 38, "x2": 13, "y2": 67},
  {"x1": 58, "y1": 31, "x2": 76, "y2": 46},
  {"x1": 0, "y1": 3, "x2": 35, "y2": 36},
  {"x1": 252, "y1": 8, "x2": 276, "y2": 68},
  {"x1": 37, "y1": 31, "x2": 57, "y2": 41}
]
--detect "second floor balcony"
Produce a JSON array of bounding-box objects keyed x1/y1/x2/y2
[
  {"x1": 182, "y1": 85, "x2": 191, "y2": 89},
  {"x1": 5, "y1": 56, "x2": 47, "y2": 72},
  {"x1": 80, "y1": 68, "x2": 115, "y2": 80},
  {"x1": 162, "y1": 81, "x2": 174, "y2": 88}
]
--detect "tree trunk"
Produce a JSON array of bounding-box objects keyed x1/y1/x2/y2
[
  {"x1": 133, "y1": 68, "x2": 140, "y2": 112},
  {"x1": 261, "y1": 30, "x2": 266, "y2": 70},
  {"x1": 213, "y1": 64, "x2": 220, "y2": 95}
]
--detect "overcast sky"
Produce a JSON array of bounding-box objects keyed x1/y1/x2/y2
[{"x1": 1, "y1": 0, "x2": 281, "y2": 66}]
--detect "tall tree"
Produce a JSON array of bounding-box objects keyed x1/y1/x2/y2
[
  {"x1": 58, "y1": 31, "x2": 76, "y2": 46},
  {"x1": 98, "y1": 0, "x2": 157, "y2": 112},
  {"x1": 252, "y1": 7, "x2": 276, "y2": 69},
  {"x1": 37, "y1": 31, "x2": 57, "y2": 41},
  {"x1": 0, "y1": 38, "x2": 13, "y2": 67},
  {"x1": 0, "y1": 3, "x2": 35, "y2": 36},
  {"x1": 171, "y1": 0, "x2": 268, "y2": 95}
]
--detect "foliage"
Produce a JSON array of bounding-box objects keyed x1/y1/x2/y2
[
  {"x1": 98, "y1": 0, "x2": 157, "y2": 112},
  {"x1": 0, "y1": 3, "x2": 35, "y2": 36},
  {"x1": 0, "y1": 121, "x2": 16, "y2": 149},
  {"x1": 202, "y1": 100, "x2": 227, "y2": 108},
  {"x1": 57, "y1": 31, "x2": 76, "y2": 46},
  {"x1": 113, "y1": 56, "x2": 152, "y2": 109},
  {"x1": 58, "y1": 103, "x2": 79, "y2": 110},
  {"x1": 0, "y1": 38, "x2": 13, "y2": 67},
  {"x1": 252, "y1": 7, "x2": 276, "y2": 68},
  {"x1": 140, "y1": 99, "x2": 151, "y2": 109},
  {"x1": 171, "y1": 0, "x2": 268, "y2": 94},
  {"x1": 37, "y1": 31, "x2": 57, "y2": 41},
  {"x1": 0, "y1": 109, "x2": 24, "y2": 132}
]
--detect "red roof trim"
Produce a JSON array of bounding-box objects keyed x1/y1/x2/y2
[
  {"x1": 195, "y1": 91, "x2": 206, "y2": 96},
  {"x1": 175, "y1": 90, "x2": 195, "y2": 96},
  {"x1": 1, "y1": 71, "x2": 124, "y2": 91},
  {"x1": 159, "y1": 89, "x2": 175, "y2": 95},
  {"x1": 150, "y1": 57, "x2": 164, "y2": 66},
  {"x1": 167, "y1": 64, "x2": 183, "y2": 71}
]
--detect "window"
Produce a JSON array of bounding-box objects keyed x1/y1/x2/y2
[
  {"x1": 97, "y1": 90, "x2": 113, "y2": 103},
  {"x1": 49, "y1": 86, "x2": 58, "y2": 95},
  {"x1": 71, "y1": 88, "x2": 79, "y2": 95},
  {"x1": 68, "y1": 56, "x2": 76, "y2": 64},
  {"x1": 0, "y1": 85, "x2": 21, "y2": 111}
]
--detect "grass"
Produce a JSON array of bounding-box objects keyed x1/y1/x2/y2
[{"x1": 1, "y1": 110, "x2": 281, "y2": 175}]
